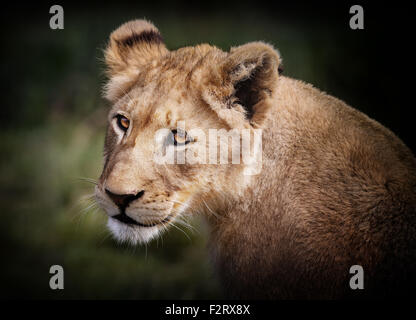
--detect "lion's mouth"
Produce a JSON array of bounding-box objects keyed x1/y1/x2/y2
[{"x1": 112, "y1": 211, "x2": 172, "y2": 228}]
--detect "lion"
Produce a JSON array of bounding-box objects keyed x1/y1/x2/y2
[{"x1": 95, "y1": 19, "x2": 416, "y2": 299}]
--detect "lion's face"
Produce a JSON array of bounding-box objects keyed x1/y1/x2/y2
[
  {"x1": 95, "y1": 20, "x2": 280, "y2": 244},
  {"x1": 95, "y1": 76, "x2": 233, "y2": 244}
]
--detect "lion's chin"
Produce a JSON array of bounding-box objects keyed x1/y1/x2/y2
[{"x1": 107, "y1": 218, "x2": 161, "y2": 245}]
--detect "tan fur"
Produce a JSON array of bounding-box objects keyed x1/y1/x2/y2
[{"x1": 95, "y1": 20, "x2": 416, "y2": 299}]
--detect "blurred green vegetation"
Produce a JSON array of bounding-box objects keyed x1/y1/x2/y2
[
  {"x1": 0, "y1": 116, "x2": 221, "y2": 299},
  {"x1": 0, "y1": 3, "x2": 374, "y2": 299}
]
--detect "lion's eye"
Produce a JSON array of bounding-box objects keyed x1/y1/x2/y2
[
  {"x1": 116, "y1": 115, "x2": 130, "y2": 132},
  {"x1": 172, "y1": 129, "x2": 191, "y2": 146}
]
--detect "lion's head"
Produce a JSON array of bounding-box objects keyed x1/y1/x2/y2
[{"x1": 95, "y1": 20, "x2": 281, "y2": 244}]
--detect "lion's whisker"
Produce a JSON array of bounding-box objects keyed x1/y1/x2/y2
[{"x1": 77, "y1": 177, "x2": 99, "y2": 185}]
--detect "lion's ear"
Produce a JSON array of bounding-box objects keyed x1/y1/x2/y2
[
  {"x1": 207, "y1": 42, "x2": 281, "y2": 128},
  {"x1": 104, "y1": 19, "x2": 168, "y2": 102}
]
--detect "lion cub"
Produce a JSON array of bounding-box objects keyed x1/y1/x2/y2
[{"x1": 95, "y1": 20, "x2": 416, "y2": 299}]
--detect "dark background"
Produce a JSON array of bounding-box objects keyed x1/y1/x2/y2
[{"x1": 0, "y1": 1, "x2": 413, "y2": 299}]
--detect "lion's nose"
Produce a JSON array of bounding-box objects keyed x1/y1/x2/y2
[{"x1": 105, "y1": 189, "x2": 144, "y2": 208}]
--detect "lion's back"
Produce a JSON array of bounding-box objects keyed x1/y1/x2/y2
[{"x1": 254, "y1": 76, "x2": 416, "y2": 298}]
